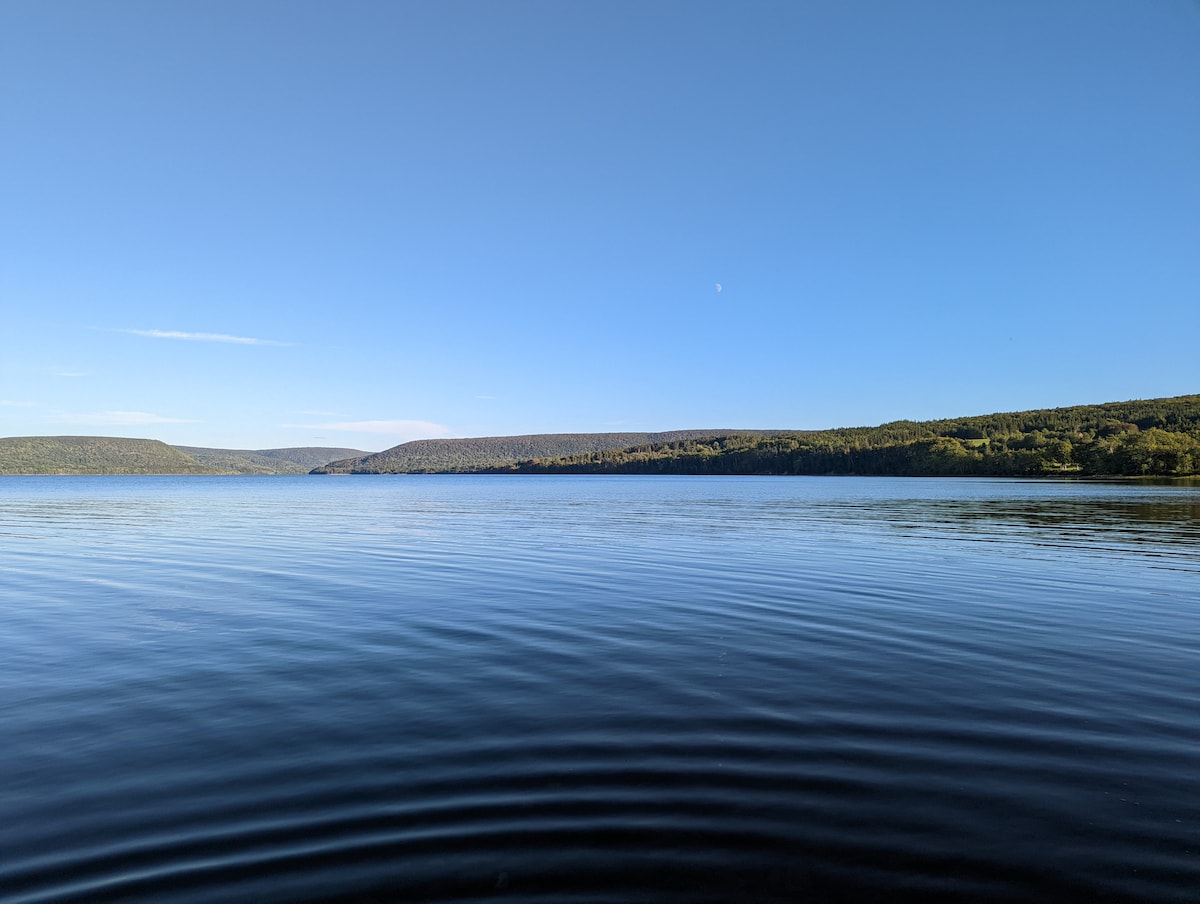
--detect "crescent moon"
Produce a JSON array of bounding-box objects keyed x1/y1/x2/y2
[{"x1": 715, "y1": 283, "x2": 723, "y2": 293}]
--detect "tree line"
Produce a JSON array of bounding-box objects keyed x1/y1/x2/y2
[{"x1": 495, "y1": 395, "x2": 1200, "y2": 478}]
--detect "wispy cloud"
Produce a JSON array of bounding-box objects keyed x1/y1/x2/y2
[
  {"x1": 49, "y1": 410, "x2": 199, "y2": 426},
  {"x1": 1, "y1": 400, "x2": 35, "y2": 407},
  {"x1": 55, "y1": 371, "x2": 87, "y2": 378},
  {"x1": 283, "y1": 419, "x2": 452, "y2": 440},
  {"x1": 121, "y1": 329, "x2": 288, "y2": 346}
]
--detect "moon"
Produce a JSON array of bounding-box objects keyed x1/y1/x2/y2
[{"x1": 715, "y1": 283, "x2": 723, "y2": 293}]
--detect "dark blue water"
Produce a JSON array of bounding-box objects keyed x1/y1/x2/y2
[{"x1": 2, "y1": 476, "x2": 1197, "y2": 903}]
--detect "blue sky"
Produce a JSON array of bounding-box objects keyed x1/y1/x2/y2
[{"x1": 3, "y1": 1, "x2": 1198, "y2": 452}]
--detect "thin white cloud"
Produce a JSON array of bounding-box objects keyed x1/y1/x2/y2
[
  {"x1": 49, "y1": 410, "x2": 199, "y2": 426},
  {"x1": 475, "y1": 395, "x2": 497, "y2": 401},
  {"x1": 122, "y1": 329, "x2": 287, "y2": 346},
  {"x1": 55, "y1": 371, "x2": 87, "y2": 378},
  {"x1": 283, "y1": 419, "x2": 452, "y2": 440},
  {"x1": 1, "y1": 400, "x2": 35, "y2": 407}
]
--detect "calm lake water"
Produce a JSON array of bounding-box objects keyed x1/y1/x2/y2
[{"x1": 2, "y1": 476, "x2": 1197, "y2": 903}]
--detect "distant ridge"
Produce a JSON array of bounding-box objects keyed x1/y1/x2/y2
[
  {"x1": 497, "y1": 395, "x2": 1200, "y2": 478},
  {"x1": 177, "y1": 446, "x2": 369, "y2": 475},
  {"x1": 0, "y1": 436, "x2": 216, "y2": 475},
  {"x1": 6, "y1": 395, "x2": 1197, "y2": 477},
  {"x1": 312, "y1": 431, "x2": 779, "y2": 474},
  {"x1": 313, "y1": 394, "x2": 1200, "y2": 478},
  {"x1": 0, "y1": 438, "x2": 369, "y2": 475}
]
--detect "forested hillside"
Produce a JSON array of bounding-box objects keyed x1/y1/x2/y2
[
  {"x1": 498, "y1": 396, "x2": 1200, "y2": 478},
  {"x1": 177, "y1": 446, "x2": 368, "y2": 475},
  {"x1": 0, "y1": 437, "x2": 218, "y2": 475},
  {"x1": 6, "y1": 396, "x2": 1196, "y2": 478},
  {"x1": 313, "y1": 431, "x2": 772, "y2": 474},
  {"x1": 0, "y1": 439, "x2": 370, "y2": 475}
]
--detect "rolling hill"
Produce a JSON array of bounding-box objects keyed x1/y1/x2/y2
[
  {"x1": 0, "y1": 436, "x2": 218, "y2": 475},
  {"x1": 6, "y1": 395, "x2": 1197, "y2": 478},
  {"x1": 311, "y1": 431, "x2": 775, "y2": 474},
  {"x1": 176, "y1": 446, "x2": 369, "y2": 475},
  {"x1": 497, "y1": 395, "x2": 1200, "y2": 478},
  {"x1": 0, "y1": 438, "x2": 369, "y2": 475}
]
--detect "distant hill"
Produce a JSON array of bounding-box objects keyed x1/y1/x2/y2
[
  {"x1": 499, "y1": 395, "x2": 1200, "y2": 478},
  {"x1": 177, "y1": 446, "x2": 369, "y2": 475},
  {"x1": 0, "y1": 436, "x2": 217, "y2": 475},
  {"x1": 312, "y1": 431, "x2": 776, "y2": 474},
  {"x1": 0, "y1": 438, "x2": 370, "y2": 475},
  {"x1": 8, "y1": 395, "x2": 1197, "y2": 478},
  {"x1": 314, "y1": 396, "x2": 1200, "y2": 478}
]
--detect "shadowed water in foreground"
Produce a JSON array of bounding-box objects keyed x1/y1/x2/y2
[{"x1": 2, "y1": 476, "x2": 1197, "y2": 902}]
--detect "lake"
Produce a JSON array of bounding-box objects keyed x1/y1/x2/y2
[{"x1": 2, "y1": 476, "x2": 1197, "y2": 902}]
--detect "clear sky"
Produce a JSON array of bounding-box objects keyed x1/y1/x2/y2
[{"x1": 3, "y1": 1, "x2": 1198, "y2": 452}]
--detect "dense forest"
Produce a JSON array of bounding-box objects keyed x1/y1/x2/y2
[
  {"x1": 6, "y1": 397, "x2": 1198, "y2": 477},
  {"x1": 494, "y1": 396, "x2": 1200, "y2": 478},
  {"x1": 313, "y1": 431, "x2": 772, "y2": 474}
]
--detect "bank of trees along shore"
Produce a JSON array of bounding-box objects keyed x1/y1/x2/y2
[
  {"x1": 5, "y1": 396, "x2": 1196, "y2": 478},
  {"x1": 313, "y1": 431, "x2": 770, "y2": 474},
  {"x1": 502, "y1": 396, "x2": 1200, "y2": 478}
]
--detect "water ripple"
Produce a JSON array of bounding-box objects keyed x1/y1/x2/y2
[{"x1": 2, "y1": 476, "x2": 1198, "y2": 902}]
